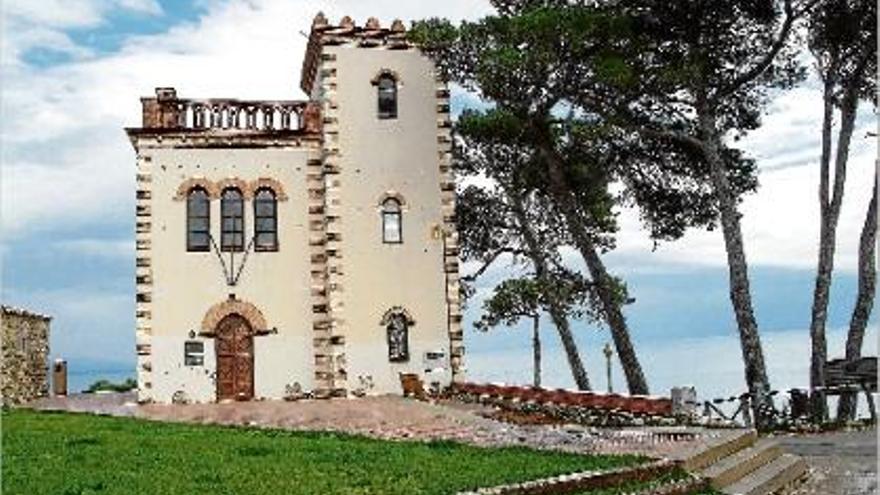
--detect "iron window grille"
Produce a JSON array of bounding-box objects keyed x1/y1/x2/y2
[
  {"x1": 386, "y1": 313, "x2": 410, "y2": 362},
  {"x1": 184, "y1": 341, "x2": 204, "y2": 366},
  {"x1": 221, "y1": 188, "x2": 245, "y2": 252}
]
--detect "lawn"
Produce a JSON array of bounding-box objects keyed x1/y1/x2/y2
[{"x1": 2, "y1": 409, "x2": 645, "y2": 495}]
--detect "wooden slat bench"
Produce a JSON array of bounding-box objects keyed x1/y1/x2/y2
[{"x1": 823, "y1": 357, "x2": 877, "y2": 421}]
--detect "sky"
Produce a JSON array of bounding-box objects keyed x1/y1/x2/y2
[{"x1": 1, "y1": 0, "x2": 877, "y2": 401}]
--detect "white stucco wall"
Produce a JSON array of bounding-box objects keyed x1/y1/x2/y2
[
  {"x1": 327, "y1": 45, "x2": 452, "y2": 394},
  {"x1": 147, "y1": 145, "x2": 318, "y2": 402}
]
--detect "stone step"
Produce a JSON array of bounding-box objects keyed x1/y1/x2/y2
[
  {"x1": 682, "y1": 429, "x2": 757, "y2": 471},
  {"x1": 701, "y1": 440, "x2": 783, "y2": 489},
  {"x1": 721, "y1": 453, "x2": 808, "y2": 495}
]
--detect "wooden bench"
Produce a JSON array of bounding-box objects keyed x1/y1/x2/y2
[{"x1": 823, "y1": 357, "x2": 877, "y2": 421}]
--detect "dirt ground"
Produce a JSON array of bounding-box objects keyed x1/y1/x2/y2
[
  {"x1": 776, "y1": 429, "x2": 878, "y2": 495},
  {"x1": 25, "y1": 392, "x2": 725, "y2": 458}
]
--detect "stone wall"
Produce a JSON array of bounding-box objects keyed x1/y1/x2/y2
[{"x1": 1, "y1": 306, "x2": 51, "y2": 405}]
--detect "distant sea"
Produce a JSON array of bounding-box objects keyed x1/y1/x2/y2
[
  {"x1": 65, "y1": 369, "x2": 134, "y2": 393},
  {"x1": 61, "y1": 326, "x2": 877, "y2": 417},
  {"x1": 467, "y1": 325, "x2": 879, "y2": 418}
]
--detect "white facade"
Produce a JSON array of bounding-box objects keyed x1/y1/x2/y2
[{"x1": 126, "y1": 14, "x2": 463, "y2": 403}]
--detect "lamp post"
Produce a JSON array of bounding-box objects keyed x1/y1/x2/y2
[{"x1": 603, "y1": 342, "x2": 614, "y2": 393}]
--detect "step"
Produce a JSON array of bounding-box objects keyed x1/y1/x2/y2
[
  {"x1": 701, "y1": 440, "x2": 783, "y2": 489},
  {"x1": 721, "y1": 453, "x2": 808, "y2": 495},
  {"x1": 682, "y1": 429, "x2": 757, "y2": 471}
]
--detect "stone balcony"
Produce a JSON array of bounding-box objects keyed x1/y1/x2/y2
[{"x1": 133, "y1": 87, "x2": 322, "y2": 136}]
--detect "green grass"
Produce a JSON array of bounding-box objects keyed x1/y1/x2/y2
[{"x1": 2, "y1": 409, "x2": 645, "y2": 495}]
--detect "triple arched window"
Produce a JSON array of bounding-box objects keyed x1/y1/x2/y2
[{"x1": 185, "y1": 186, "x2": 278, "y2": 252}]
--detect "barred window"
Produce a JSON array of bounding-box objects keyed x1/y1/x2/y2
[
  {"x1": 377, "y1": 74, "x2": 398, "y2": 119},
  {"x1": 184, "y1": 341, "x2": 204, "y2": 366},
  {"x1": 187, "y1": 187, "x2": 210, "y2": 252},
  {"x1": 221, "y1": 188, "x2": 245, "y2": 252},
  {"x1": 254, "y1": 188, "x2": 278, "y2": 251},
  {"x1": 386, "y1": 313, "x2": 409, "y2": 362},
  {"x1": 382, "y1": 198, "x2": 402, "y2": 244}
]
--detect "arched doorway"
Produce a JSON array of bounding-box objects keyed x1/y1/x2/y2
[{"x1": 215, "y1": 314, "x2": 254, "y2": 401}]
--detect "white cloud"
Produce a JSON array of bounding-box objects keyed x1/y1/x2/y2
[
  {"x1": 3, "y1": 0, "x2": 163, "y2": 28},
  {"x1": 0, "y1": 0, "x2": 874, "y2": 278},
  {"x1": 116, "y1": 0, "x2": 162, "y2": 16},
  {"x1": 3, "y1": 0, "x2": 106, "y2": 29},
  {"x1": 609, "y1": 86, "x2": 877, "y2": 273},
  {"x1": 0, "y1": 0, "x2": 494, "y2": 240},
  {"x1": 2, "y1": 285, "x2": 135, "y2": 363}
]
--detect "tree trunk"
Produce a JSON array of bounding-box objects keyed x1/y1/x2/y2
[
  {"x1": 508, "y1": 185, "x2": 592, "y2": 390},
  {"x1": 532, "y1": 315, "x2": 542, "y2": 388},
  {"x1": 533, "y1": 129, "x2": 649, "y2": 395},
  {"x1": 837, "y1": 178, "x2": 878, "y2": 421},
  {"x1": 579, "y1": 239, "x2": 650, "y2": 395},
  {"x1": 697, "y1": 109, "x2": 773, "y2": 429},
  {"x1": 810, "y1": 79, "x2": 859, "y2": 422}
]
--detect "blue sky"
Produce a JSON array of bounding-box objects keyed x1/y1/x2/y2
[{"x1": 1, "y1": 1, "x2": 877, "y2": 396}]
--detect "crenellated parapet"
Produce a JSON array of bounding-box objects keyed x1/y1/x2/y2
[{"x1": 301, "y1": 13, "x2": 411, "y2": 95}]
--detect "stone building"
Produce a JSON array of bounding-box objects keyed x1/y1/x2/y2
[
  {"x1": 1, "y1": 305, "x2": 51, "y2": 405},
  {"x1": 125, "y1": 13, "x2": 463, "y2": 403}
]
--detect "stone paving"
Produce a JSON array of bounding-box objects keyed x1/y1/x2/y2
[
  {"x1": 26, "y1": 393, "x2": 726, "y2": 459},
  {"x1": 777, "y1": 429, "x2": 878, "y2": 495}
]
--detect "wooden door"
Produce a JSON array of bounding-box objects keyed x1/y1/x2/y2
[{"x1": 215, "y1": 314, "x2": 254, "y2": 401}]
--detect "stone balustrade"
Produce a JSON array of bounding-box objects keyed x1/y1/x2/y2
[{"x1": 140, "y1": 87, "x2": 321, "y2": 134}]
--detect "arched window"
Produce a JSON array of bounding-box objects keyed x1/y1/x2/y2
[
  {"x1": 186, "y1": 187, "x2": 210, "y2": 252},
  {"x1": 377, "y1": 74, "x2": 398, "y2": 119},
  {"x1": 386, "y1": 313, "x2": 409, "y2": 362},
  {"x1": 254, "y1": 188, "x2": 278, "y2": 251},
  {"x1": 382, "y1": 198, "x2": 402, "y2": 244},
  {"x1": 221, "y1": 188, "x2": 245, "y2": 252}
]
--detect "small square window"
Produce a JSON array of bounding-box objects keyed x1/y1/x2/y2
[{"x1": 184, "y1": 341, "x2": 204, "y2": 366}]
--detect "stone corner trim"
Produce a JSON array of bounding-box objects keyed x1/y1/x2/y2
[
  {"x1": 201, "y1": 298, "x2": 268, "y2": 334},
  {"x1": 435, "y1": 76, "x2": 463, "y2": 383},
  {"x1": 135, "y1": 153, "x2": 155, "y2": 403}
]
